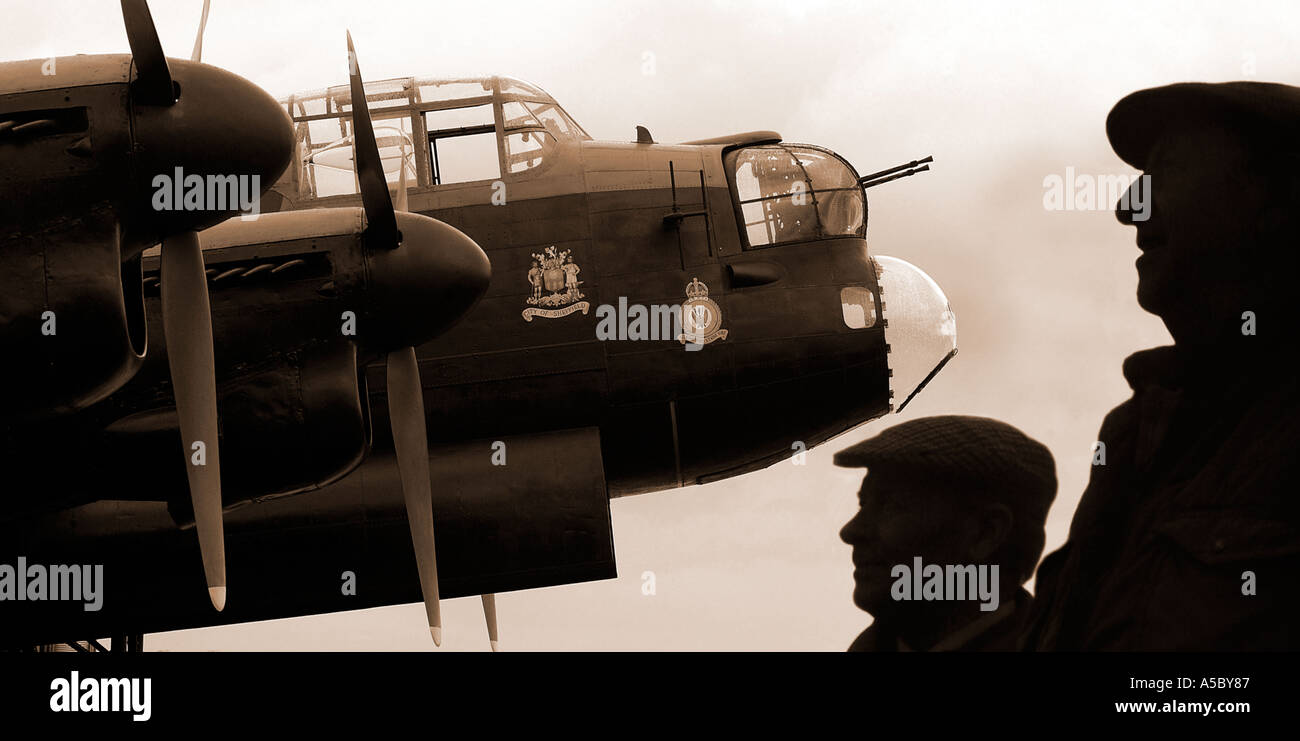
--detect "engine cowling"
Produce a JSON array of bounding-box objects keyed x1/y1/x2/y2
[
  {"x1": 102, "y1": 340, "x2": 371, "y2": 518},
  {"x1": 0, "y1": 209, "x2": 147, "y2": 420}
]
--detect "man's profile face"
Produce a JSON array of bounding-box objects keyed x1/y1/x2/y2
[
  {"x1": 838, "y1": 467, "x2": 973, "y2": 616},
  {"x1": 1117, "y1": 122, "x2": 1270, "y2": 333}
]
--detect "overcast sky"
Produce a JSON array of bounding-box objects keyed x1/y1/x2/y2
[{"x1": 7, "y1": 0, "x2": 1299, "y2": 650}]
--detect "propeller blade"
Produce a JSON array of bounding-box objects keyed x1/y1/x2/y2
[
  {"x1": 159, "y1": 230, "x2": 225, "y2": 611},
  {"x1": 386, "y1": 346, "x2": 441, "y2": 645},
  {"x1": 346, "y1": 32, "x2": 399, "y2": 248},
  {"x1": 190, "y1": 0, "x2": 211, "y2": 63},
  {"x1": 120, "y1": 0, "x2": 177, "y2": 105},
  {"x1": 482, "y1": 594, "x2": 499, "y2": 652}
]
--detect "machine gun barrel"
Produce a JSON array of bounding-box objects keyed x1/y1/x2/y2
[
  {"x1": 861, "y1": 164, "x2": 930, "y2": 189},
  {"x1": 858, "y1": 155, "x2": 933, "y2": 189}
]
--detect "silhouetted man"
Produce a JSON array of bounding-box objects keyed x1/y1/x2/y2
[
  {"x1": 1026, "y1": 82, "x2": 1300, "y2": 650},
  {"x1": 836, "y1": 416, "x2": 1056, "y2": 651}
]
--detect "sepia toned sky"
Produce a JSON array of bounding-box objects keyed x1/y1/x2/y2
[{"x1": 6, "y1": 0, "x2": 1299, "y2": 650}]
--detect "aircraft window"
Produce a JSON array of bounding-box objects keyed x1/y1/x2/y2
[
  {"x1": 306, "y1": 117, "x2": 348, "y2": 152},
  {"x1": 733, "y1": 147, "x2": 797, "y2": 201},
  {"x1": 425, "y1": 105, "x2": 500, "y2": 185},
  {"x1": 840, "y1": 286, "x2": 877, "y2": 329},
  {"x1": 330, "y1": 77, "x2": 414, "y2": 112},
  {"x1": 375, "y1": 121, "x2": 418, "y2": 196},
  {"x1": 794, "y1": 148, "x2": 864, "y2": 235},
  {"x1": 505, "y1": 130, "x2": 552, "y2": 174},
  {"x1": 301, "y1": 115, "x2": 416, "y2": 198},
  {"x1": 418, "y1": 80, "x2": 492, "y2": 104},
  {"x1": 499, "y1": 78, "x2": 547, "y2": 97},
  {"x1": 431, "y1": 132, "x2": 500, "y2": 184},
  {"x1": 740, "y1": 195, "x2": 817, "y2": 245},
  {"x1": 729, "y1": 145, "x2": 866, "y2": 249},
  {"x1": 301, "y1": 117, "x2": 356, "y2": 198},
  {"x1": 502, "y1": 101, "x2": 541, "y2": 130},
  {"x1": 875, "y1": 255, "x2": 957, "y2": 411},
  {"x1": 815, "y1": 189, "x2": 865, "y2": 236},
  {"x1": 794, "y1": 149, "x2": 859, "y2": 189},
  {"x1": 733, "y1": 148, "x2": 817, "y2": 246},
  {"x1": 291, "y1": 96, "x2": 327, "y2": 118},
  {"x1": 525, "y1": 101, "x2": 584, "y2": 139},
  {"x1": 425, "y1": 104, "x2": 494, "y2": 132}
]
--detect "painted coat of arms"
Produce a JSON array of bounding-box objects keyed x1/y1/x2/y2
[
  {"x1": 523, "y1": 246, "x2": 590, "y2": 321},
  {"x1": 678, "y1": 277, "x2": 728, "y2": 345}
]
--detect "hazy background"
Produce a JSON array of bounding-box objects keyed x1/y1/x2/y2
[{"x1": 7, "y1": 0, "x2": 1298, "y2": 650}]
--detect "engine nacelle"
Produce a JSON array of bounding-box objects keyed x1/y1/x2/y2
[
  {"x1": 102, "y1": 340, "x2": 370, "y2": 518},
  {"x1": 0, "y1": 209, "x2": 146, "y2": 420}
]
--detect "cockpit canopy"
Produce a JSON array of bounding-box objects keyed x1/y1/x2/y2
[
  {"x1": 725, "y1": 144, "x2": 866, "y2": 249},
  {"x1": 280, "y1": 75, "x2": 589, "y2": 200}
]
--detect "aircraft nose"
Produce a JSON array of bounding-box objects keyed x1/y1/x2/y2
[
  {"x1": 129, "y1": 60, "x2": 295, "y2": 239},
  {"x1": 874, "y1": 255, "x2": 957, "y2": 411},
  {"x1": 362, "y1": 212, "x2": 492, "y2": 352}
]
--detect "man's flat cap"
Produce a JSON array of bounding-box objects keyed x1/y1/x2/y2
[
  {"x1": 1107, "y1": 81, "x2": 1300, "y2": 169},
  {"x1": 834, "y1": 415, "x2": 1056, "y2": 505}
]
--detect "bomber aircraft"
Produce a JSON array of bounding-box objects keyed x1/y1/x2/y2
[{"x1": 0, "y1": 6, "x2": 956, "y2": 651}]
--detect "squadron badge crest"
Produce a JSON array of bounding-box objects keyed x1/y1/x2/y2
[
  {"x1": 523, "y1": 245, "x2": 590, "y2": 321},
  {"x1": 678, "y1": 277, "x2": 728, "y2": 345}
]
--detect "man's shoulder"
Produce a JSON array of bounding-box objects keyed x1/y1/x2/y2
[
  {"x1": 847, "y1": 624, "x2": 894, "y2": 652},
  {"x1": 848, "y1": 591, "x2": 1034, "y2": 652},
  {"x1": 963, "y1": 589, "x2": 1034, "y2": 651},
  {"x1": 1083, "y1": 347, "x2": 1171, "y2": 442}
]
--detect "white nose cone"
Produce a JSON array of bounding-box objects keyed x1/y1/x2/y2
[{"x1": 875, "y1": 255, "x2": 957, "y2": 411}]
